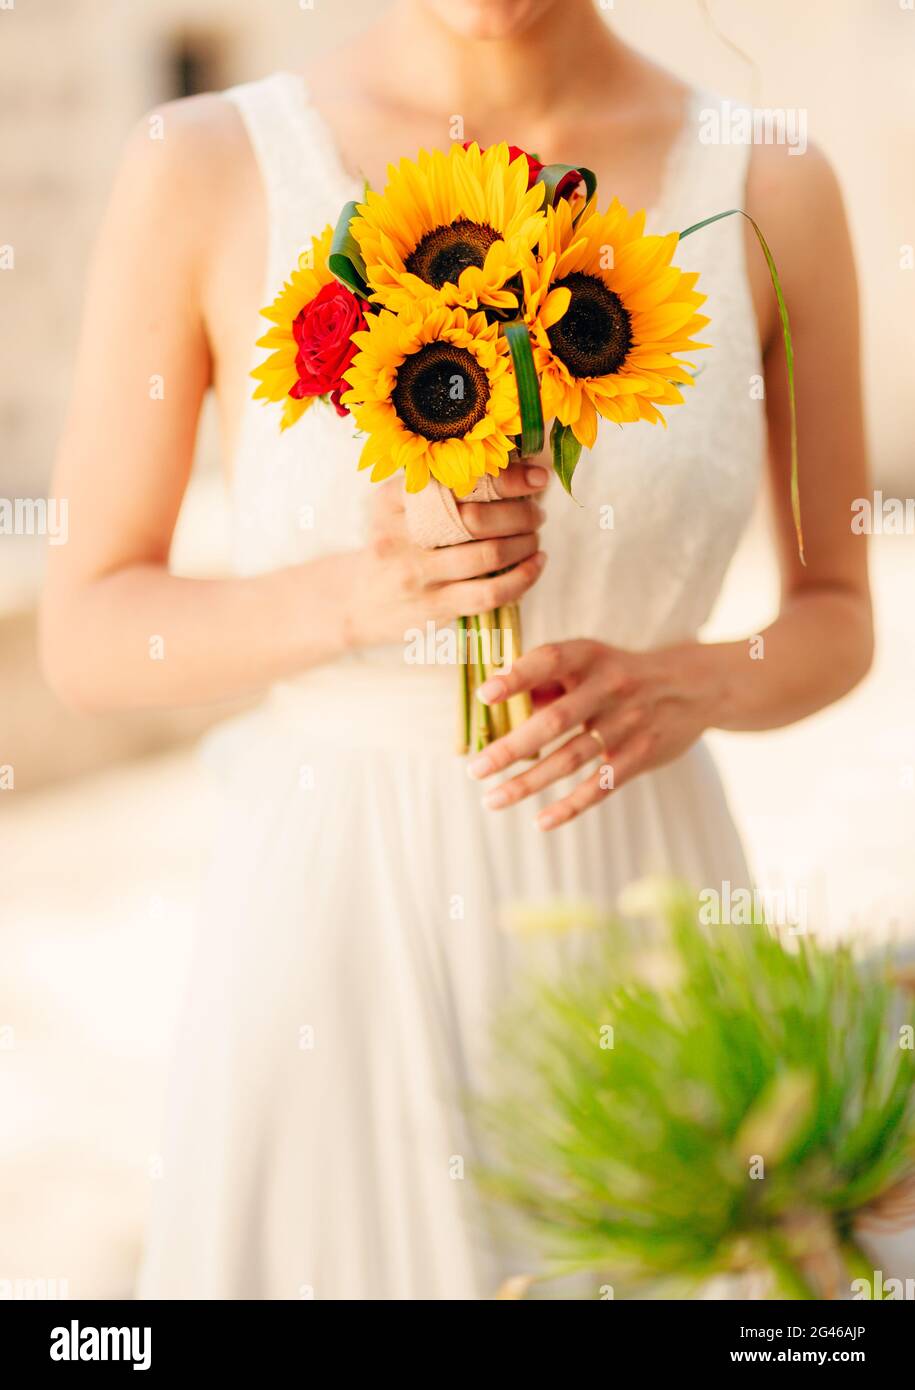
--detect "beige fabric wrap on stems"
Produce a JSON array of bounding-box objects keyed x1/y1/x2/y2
[{"x1": 403, "y1": 474, "x2": 502, "y2": 549}]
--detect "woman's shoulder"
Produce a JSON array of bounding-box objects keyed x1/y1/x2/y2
[
  {"x1": 107, "y1": 84, "x2": 267, "y2": 249},
  {"x1": 86, "y1": 83, "x2": 271, "y2": 323},
  {"x1": 747, "y1": 136, "x2": 844, "y2": 221},
  {"x1": 124, "y1": 86, "x2": 254, "y2": 180},
  {"x1": 126, "y1": 70, "x2": 312, "y2": 189}
]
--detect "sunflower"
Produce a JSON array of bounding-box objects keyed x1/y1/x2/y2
[
  {"x1": 341, "y1": 300, "x2": 522, "y2": 496},
  {"x1": 523, "y1": 198, "x2": 710, "y2": 447},
  {"x1": 252, "y1": 225, "x2": 345, "y2": 430},
  {"x1": 351, "y1": 142, "x2": 547, "y2": 316}
]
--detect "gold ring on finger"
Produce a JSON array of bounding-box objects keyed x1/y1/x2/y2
[{"x1": 587, "y1": 727, "x2": 607, "y2": 757}]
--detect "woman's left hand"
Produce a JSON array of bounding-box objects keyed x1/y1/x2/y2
[{"x1": 466, "y1": 638, "x2": 725, "y2": 831}]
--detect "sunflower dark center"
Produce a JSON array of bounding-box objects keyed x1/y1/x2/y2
[
  {"x1": 392, "y1": 342, "x2": 490, "y2": 440},
  {"x1": 405, "y1": 219, "x2": 500, "y2": 289},
  {"x1": 546, "y1": 272, "x2": 633, "y2": 377}
]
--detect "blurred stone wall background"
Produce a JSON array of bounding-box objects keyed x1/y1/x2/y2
[{"x1": 1, "y1": 0, "x2": 913, "y2": 789}]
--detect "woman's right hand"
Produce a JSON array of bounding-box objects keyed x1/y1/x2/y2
[{"x1": 345, "y1": 458, "x2": 550, "y2": 649}]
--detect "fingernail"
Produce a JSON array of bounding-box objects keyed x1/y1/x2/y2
[
  {"x1": 467, "y1": 753, "x2": 493, "y2": 779},
  {"x1": 476, "y1": 678, "x2": 505, "y2": 705},
  {"x1": 525, "y1": 466, "x2": 548, "y2": 487},
  {"x1": 534, "y1": 551, "x2": 548, "y2": 570},
  {"x1": 483, "y1": 787, "x2": 509, "y2": 810},
  {"x1": 536, "y1": 809, "x2": 557, "y2": 830}
]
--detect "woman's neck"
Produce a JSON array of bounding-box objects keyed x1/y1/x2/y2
[{"x1": 355, "y1": 0, "x2": 623, "y2": 126}]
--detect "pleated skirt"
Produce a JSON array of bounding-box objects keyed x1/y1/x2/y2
[{"x1": 136, "y1": 664, "x2": 750, "y2": 1299}]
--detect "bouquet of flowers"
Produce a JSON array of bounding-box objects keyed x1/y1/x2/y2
[{"x1": 253, "y1": 141, "x2": 799, "y2": 754}]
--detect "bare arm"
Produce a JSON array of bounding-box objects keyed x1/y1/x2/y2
[
  {"x1": 40, "y1": 98, "x2": 546, "y2": 712},
  {"x1": 708, "y1": 140, "x2": 872, "y2": 730}
]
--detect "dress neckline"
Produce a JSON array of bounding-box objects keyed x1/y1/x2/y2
[{"x1": 276, "y1": 70, "x2": 705, "y2": 234}]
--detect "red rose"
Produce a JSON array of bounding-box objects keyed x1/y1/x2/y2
[
  {"x1": 462, "y1": 141, "x2": 583, "y2": 201},
  {"x1": 290, "y1": 281, "x2": 367, "y2": 417}
]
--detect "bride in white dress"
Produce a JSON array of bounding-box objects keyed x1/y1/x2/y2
[{"x1": 43, "y1": 0, "x2": 872, "y2": 1299}]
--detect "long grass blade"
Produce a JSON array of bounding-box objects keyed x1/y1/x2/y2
[{"x1": 679, "y1": 208, "x2": 803, "y2": 564}]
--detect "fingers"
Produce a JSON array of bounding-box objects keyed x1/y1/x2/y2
[
  {"x1": 458, "y1": 497, "x2": 544, "y2": 540},
  {"x1": 424, "y1": 532, "x2": 539, "y2": 583},
  {"x1": 473, "y1": 639, "x2": 592, "y2": 708},
  {"x1": 480, "y1": 729, "x2": 605, "y2": 810},
  {"x1": 371, "y1": 458, "x2": 547, "y2": 527},
  {"x1": 492, "y1": 459, "x2": 550, "y2": 500},
  {"x1": 369, "y1": 476, "x2": 406, "y2": 525},
  {"x1": 587, "y1": 702, "x2": 646, "y2": 756},
  {"x1": 535, "y1": 734, "x2": 652, "y2": 831},
  {"x1": 531, "y1": 681, "x2": 565, "y2": 708},
  {"x1": 440, "y1": 550, "x2": 547, "y2": 618},
  {"x1": 467, "y1": 673, "x2": 602, "y2": 776}
]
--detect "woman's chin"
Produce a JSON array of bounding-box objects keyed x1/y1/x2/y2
[{"x1": 420, "y1": 0, "x2": 561, "y2": 41}]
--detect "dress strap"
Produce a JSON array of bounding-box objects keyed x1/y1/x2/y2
[
  {"x1": 655, "y1": 88, "x2": 753, "y2": 243},
  {"x1": 223, "y1": 73, "x2": 356, "y2": 298},
  {"x1": 223, "y1": 75, "x2": 305, "y2": 210}
]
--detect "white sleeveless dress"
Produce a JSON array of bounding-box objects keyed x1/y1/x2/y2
[{"x1": 137, "y1": 73, "x2": 764, "y2": 1300}]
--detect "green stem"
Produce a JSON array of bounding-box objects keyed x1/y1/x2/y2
[
  {"x1": 501, "y1": 600, "x2": 535, "y2": 737},
  {"x1": 457, "y1": 615, "x2": 471, "y2": 755},
  {"x1": 482, "y1": 608, "x2": 511, "y2": 740},
  {"x1": 470, "y1": 614, "x2": 492, "y2": 752},
  {"x1": 764, "y1": 1236, "x2": 818, "y2": 1300}
]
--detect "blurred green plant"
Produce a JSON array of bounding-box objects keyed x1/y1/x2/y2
[{"x1": 476, "y1": 884, "x2": 915, "y2": 1299}]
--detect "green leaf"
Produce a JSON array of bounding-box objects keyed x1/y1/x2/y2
[
  {"x1": 534, "y1": 163, "x2": 597, "y2": 210},
  {"x1": 679, "y1": 208, "x2": 803, "y2": 565},
  {"x1": 328, "y1": 200, "x2": 369, "y2": 298},
  {"x1": 550, "y1": 419, "x2": 583, "y2": 498},
  {"x1": 503, "y1": 322, "x2": 544, "y2": 458}
]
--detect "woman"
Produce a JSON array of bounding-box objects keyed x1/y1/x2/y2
[{"x1": 42, "y1": 0, "x2": 871, "y2": 1298}]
